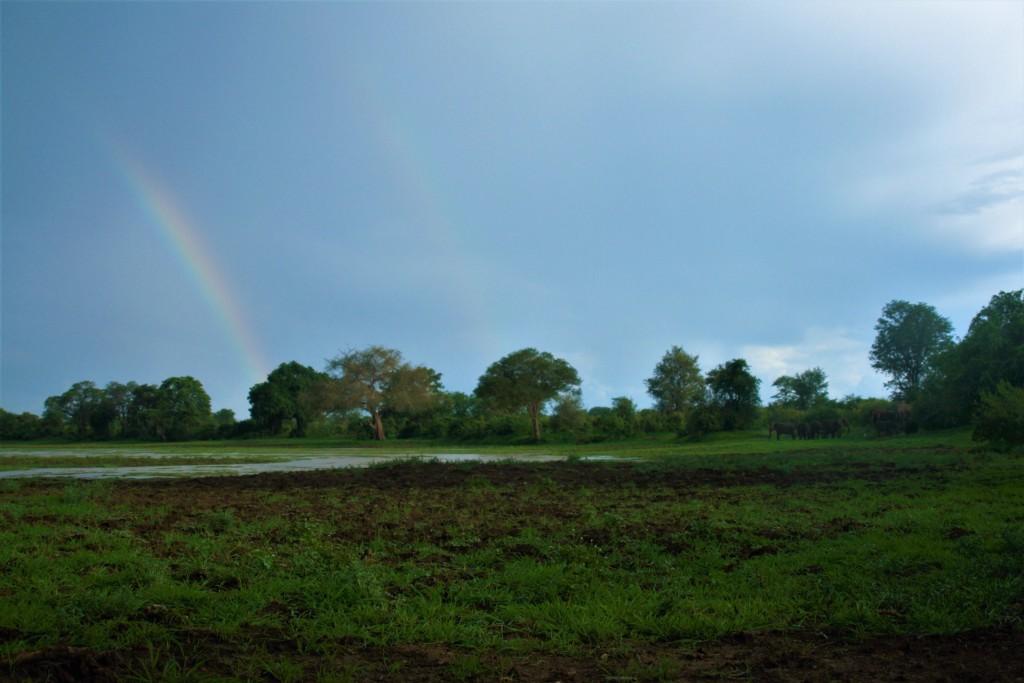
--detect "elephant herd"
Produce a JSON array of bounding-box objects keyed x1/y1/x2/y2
[
  {"x1": 871, "y1": 404, "x2": 913, "y2": 436},
  {"x1": 769, "y1": 419, "x2": 849, "y2": 440}
]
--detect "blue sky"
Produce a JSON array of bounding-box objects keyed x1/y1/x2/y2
[{"x1": 2, "y1": 1, "x2": 1022, "y2": 416}]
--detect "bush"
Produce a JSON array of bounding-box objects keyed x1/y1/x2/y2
[
  {"x1": 683, "y1": 403, "x2": 721, "y2": 441},
  {"x1": 972, "y1": 382, "x2": 1024, "y2": 452}
]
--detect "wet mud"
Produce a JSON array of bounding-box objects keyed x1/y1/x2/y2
[{"x1": 5, "y1": 628, "x2": 1021, "y2": 682}]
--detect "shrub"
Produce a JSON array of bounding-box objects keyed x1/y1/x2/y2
[
  {"x1": 972, "y1": 382, "x2": 1024, "y2": 451},
  {"x1": 683, "y1": 403, "x2": 721, "y2": 440}
]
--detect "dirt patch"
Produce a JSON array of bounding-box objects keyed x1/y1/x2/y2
[
  {"x1": 7, "y1": 629, "x2": 1021, "y2": 682},
  {"x1": 6, "y1": 646, "x2": 114, "y2": 683},
  {"x1": 9, "y1": 460, "x2": 937, "y2": 501},
  {"x1": 946, "y1": 526, "x2": 975, "y2": 540}
]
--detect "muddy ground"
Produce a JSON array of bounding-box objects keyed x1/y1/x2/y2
[
  {"x1": 7, "y1": 627, "x2": 1023, "y2": 682},
  {"x1": 8, "y1": 457, "x2": 948, "y2": 496},
  {"x1": 5, "y1": 460, "x2": 1021, "y2": 682}
]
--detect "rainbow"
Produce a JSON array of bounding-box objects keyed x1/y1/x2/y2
[
  {"x1": 113, "y1": 150, "x2": 270, "y2": 386},
  {"x1": 341, "y1": 64, "x2": 502, "y2": 358}
]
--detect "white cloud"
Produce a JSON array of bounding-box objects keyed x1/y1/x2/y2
[{"x1": 742, "y1": 327, "x2": 885, "y2": 400}]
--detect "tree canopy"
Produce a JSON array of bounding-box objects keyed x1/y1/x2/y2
[
  {"x1": 249, "y1": 361, "x2": 329, "y2": 436},
  {"x1": 474, "y1": 348, "x2": 580, "y2": 441},
  {"x1": 156, "y1": 376, "x2": 213, "y2": 441},
  {"x1": 771, "y1": 368, "x2": 829, "y2": 410},
  {"x1": 326, "y1": 346, "x2": 440, "y2": 440},
  {"x1": 870, "y1": 300, "x2": 954, "y2": 401},
  {"x1": 645, "y1": 346, "x2": 705, "y2": 415},
  {"x1": 919, "y1": 290, "x2": 1023, "y2": 426},
  {"x1": 706, "y1": 358, "x2": 761, "y2": 430}
]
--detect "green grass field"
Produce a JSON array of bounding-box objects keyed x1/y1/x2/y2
[
  {"x1": 1, "y1": 432, "x2": 1022, "y2": 681},
  {"x1": 0, "y1": 427, "x2": 975, "y2": 469}
]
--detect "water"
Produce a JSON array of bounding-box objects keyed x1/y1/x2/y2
[{"x1": 0, "y1": 452, "x2": 623, "y2": 480}]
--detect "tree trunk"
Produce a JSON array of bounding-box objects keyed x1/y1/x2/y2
[
  {"x1": 528, "y1": 402, "x2": 541, "y2": 441},
  {"x1": 373, "y1": 410, "x2": 386, "y2": 441}
]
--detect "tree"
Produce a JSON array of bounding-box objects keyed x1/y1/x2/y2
[
  {"x1": 919, "y1": 290, "x2": 1023, "y2": 426},
  {"x1": 325, "y1": 346, "x2": 439, "y2": 440},
  {"x1": 551, "y1": 390, "x2": 590, "y2": 437},
  {"x1": 645, "y1": 346, "x2": 704, "y2": 415},
  {"x1": 946, "y1": 290, "x2": 1023, "y2": 401},
  {"x1": 45, "y1": 381, "x2": 105, "y2": 439},
  {"x1": 870, "y1": 300, "x2": 954, "y2": 401},
  {"x1": 248, "y1": 361, "x2": 329, "y2": 436},
  {"x1": 771, "y1": 368, "x2": 829, "y2": 410},
  {"x1": 156, "y1": 376, "x2": 212, "y2": 441},
  {"x1": 706, "y1": 358, "x2": 761, "y2": 430},
  {"x1": 213, "y1": 409, "x2": 236, "y2": 425},
  {"x1": 972, "y1": 381, "x2": 1024, "y2": 451},
  {"x1": 125, "y1": 383, "x2": 162, "y2": 440},
  {"x1": 0, "y1": 409, "x2": 42, "y2": 440},
  {"x1": 474, "y1": 348, "x2": 581, "y2": 441},
  {"x1": 611, "y1": 396, "x2": 639, "y2": 437}
]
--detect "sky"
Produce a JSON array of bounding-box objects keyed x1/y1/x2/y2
[{"x1": 2, "y1": 1, "x2": 1022, "y2": 417}]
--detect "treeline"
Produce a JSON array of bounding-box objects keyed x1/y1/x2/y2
[
  {"x1": 3, "y1": 290, "x2": 1021, "y2": 447},
  {"x1": 0, "y1": 376, "x2": 235, "y2": 442}
]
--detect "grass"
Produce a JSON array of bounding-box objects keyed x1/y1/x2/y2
[
  {"x1": 0, "y1": 433, "x2": 1021, "y2": 680},
  {"x1": 0, "y1": 427, "x2": 974, "y2": 469}
]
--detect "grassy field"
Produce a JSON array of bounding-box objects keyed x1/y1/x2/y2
[
  {"x1": 0, "y1": 428, "x2": 976, "y2": 469},
  {"x1": 1, "y1": 433, "x2": 1022, "y2": 681}
]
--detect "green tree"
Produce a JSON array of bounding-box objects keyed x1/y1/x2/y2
[
  {"x1": 706, "y1": 358, "x2": 761, "y2": 430},
  {"x1": 972, "y1": 381, "x2": 1024, "y2": 451},
  {"x1": 920, "y1": 290, "x2": 1024, "y2": 426},
  {"x1": 125, "y1": 384, "x2": 162, "y2": 439},
  {"x1": 0, "y1": 409, "x2": 42, "y2": 440},
  {"x1": 611, "y1": 396, "x2": 638, "y2": 437},
  {"x1": 45, "y1": 381, "x2": 105, "y2": 439},
  {"x1": 249, "y1": 361, "x2": 329, "y2": 436},
  {"x1": 870, "y1": 300, "x2": 954, "y2": 401},
  {"x1": 475, "y1": 348, "x2": 581, "y2": 441},
  {"x1": 325, "y1": 346, "x2": 440, "y2": 440},
  {"x1": 645, "y1": 346, "x2": 704, "y2": 416},
  {"x1": 157, "y1": 376, "x2": 212, "y2": 441},
  {"x1": 771, "y1": 368, "x2": 829, "y2": 410},
  {"x1": 41, "y1": 395, "x2": 66, "y2": 436},
  {"x1": 103, "y1": 381, "x2": 137, "y2": 438},
  {"x1": 212, "y1": 408, "x2": 237, "y2": 438},
  {"x1": 947, "y1": 290, "x2": 1023, "y2": 402},
  {"x1": 550, "y1": 390, "x2": 590, "y2": 437}
]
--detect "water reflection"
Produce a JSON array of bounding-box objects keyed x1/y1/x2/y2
[{"x1": 0, "y1": 453, "x2": 624, "y2": 480}]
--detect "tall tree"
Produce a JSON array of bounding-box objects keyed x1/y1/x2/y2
[
  {"x1": 125, "y1": 384, "x2": 162, "y2": 440},
  {"x1": 474, "y1": 348, "x2": 580, "y2": 441},
  {"x1": 0, "y1": 409, "x2": 42, "y2": 440},
  {"x1": 949, "y1": 290, "x2": 1024, "y2": 395},
  {"x1": 325, "y1": 346, "x2": 439, "y2": 440},
  {"x1": 870, "y1": 300, "x2": 954, "y2": 401},
  {"x1": 157, "y1": 376, "x2": 212, "y2": 441},
  {"x1": 645, "y1": 346, "x2": 704, "y2": 415},
  {"x1": 45, "y1": 381, "x2": 105, "y2": 439},
  {"x1": 706, "y1": 358, "x2": 761, "y2": 430},
  {"x1": 772, "y1": 368, "x2": 829, "y2": 410},
  {"x1": 248, "y1": 361, "x2": 329, "y2": 436},
  {"x1": 922, "y1": 290, "x2": 1024, "y2": 424},
  {"x1": 104, "y1": 381, "x2": 137, "y2": 438}
]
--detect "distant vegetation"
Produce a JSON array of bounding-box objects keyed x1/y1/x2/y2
[{"x1": 3, "y1": 290, "x2": 1021, "y2": 449}]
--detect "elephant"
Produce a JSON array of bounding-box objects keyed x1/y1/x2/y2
[
  {"x1": 873, "y1": 404, "x2": 912, "y2": 436},
  {"x1": 769, "y1": 422, "x2": 798, "y2": 440},
  {"x1": 821, "y1": 419, "x2": 846, "y2": 438}
]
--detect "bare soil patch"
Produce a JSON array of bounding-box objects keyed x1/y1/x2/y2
[{"x1": 6, "y1": 628, "x2": 1021, "y2": 682}]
